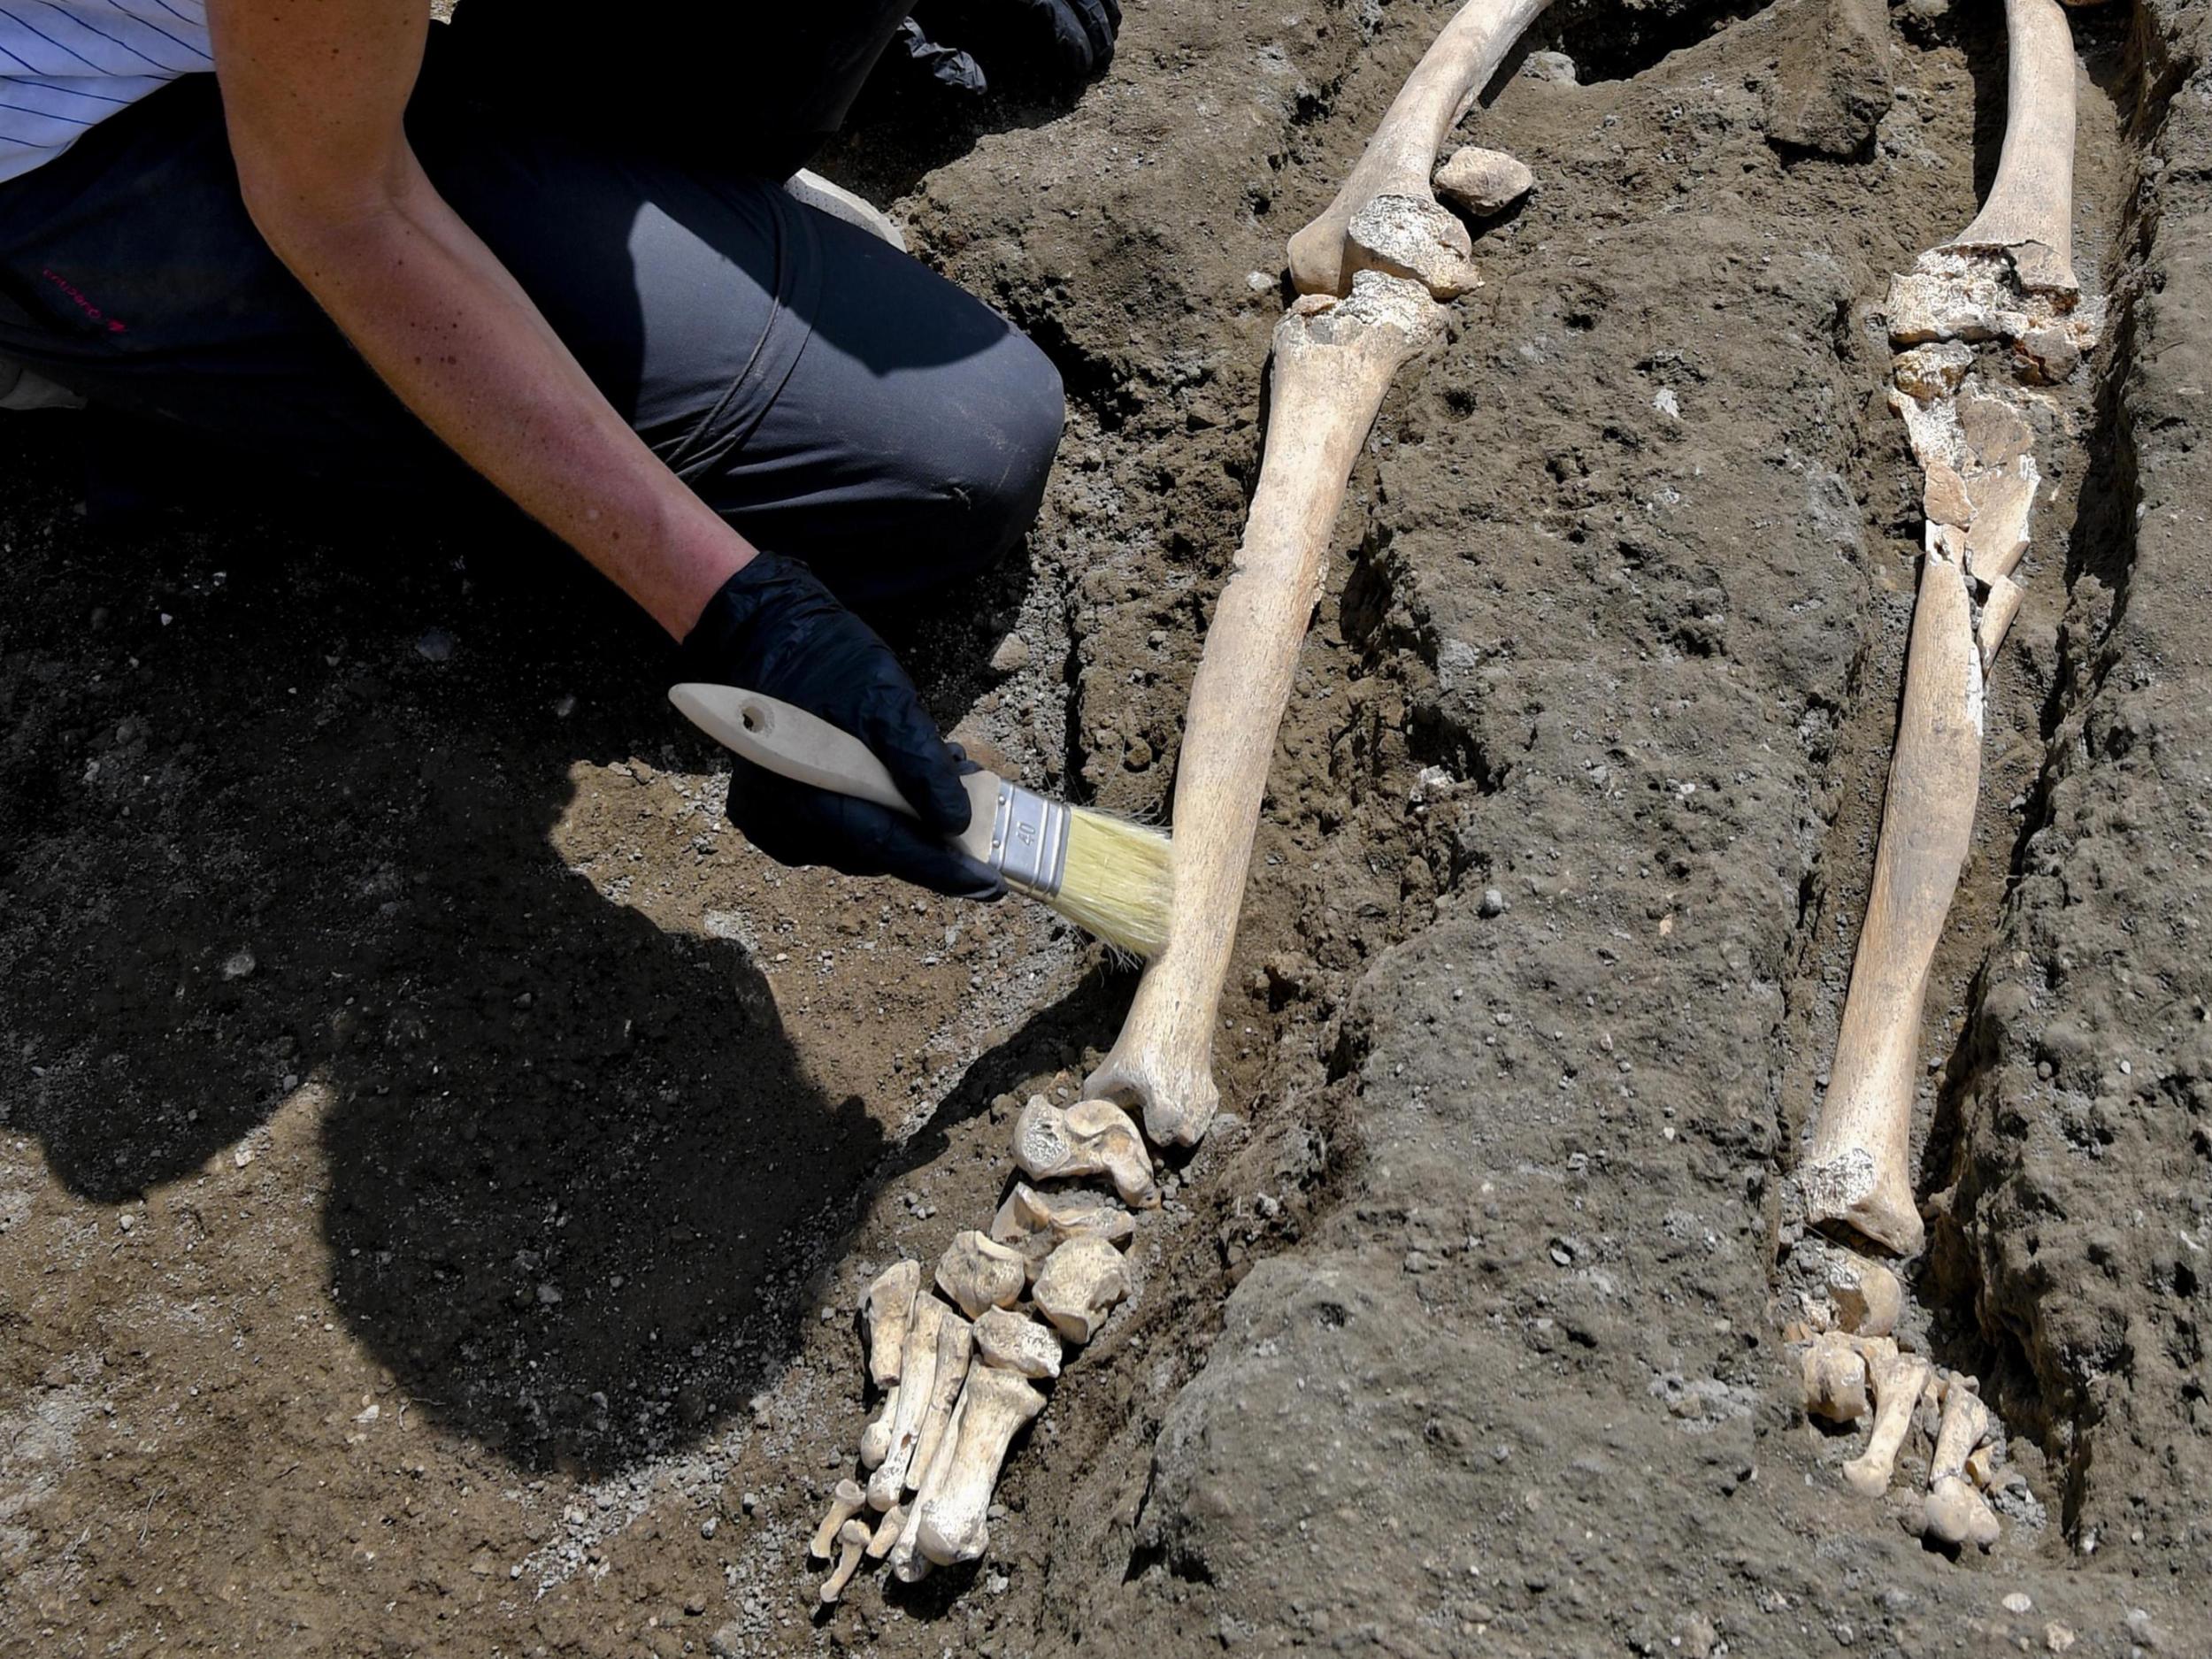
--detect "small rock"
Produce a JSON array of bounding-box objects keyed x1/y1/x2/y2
[
  {"x1": 709, "y1": 1622, "x2": 745, "y2": 1658},
  {"x1": 221, "y1": 948, "x2": 257, "y2": 981},
  {"x1": 2003, "y1": 1593, "x2": 2033, "y2": 1615},
  {"x1": 1520, "y1": 50, "x2": 1577, "y2": 83},
  {"x1": 1432, "y1": 146, "x2": 1534, "y2": 216},
  {"x1": 739, "y1": 1491, "x2": 760, "y2": 1514},
  {"x1": 700, "y1": 1517, "x2": 718, "y2": 1540},
  {"x1": 414, "y1": 628, "x2": 455, "y2": 663},
  {"x1": 1124, "y1": 738, "x2": 1154, "y2": 772},
  {"x1": 988, "y1": 634, "x2": 1033, "y2": 674},
  {"x1": 117, "y1": 1213, "x2": 135, "y2": 1233},
  {"x1": 2044, "y1": 1622, "x2": 2075, "y2": 1653},
  {"x1": 1479, "y1": 887, "x2": 1507, "y2": 918}
]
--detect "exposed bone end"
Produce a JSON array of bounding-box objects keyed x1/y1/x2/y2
[
  {"x1": 1893, "y1": 341, "x2": 1974, "y2": 403},
  {"x1": 1800, "y1": 1331, "x2": 1871, "y2": 1424},
  {"x1": 1923, "y1": 1473, "x2": 2001, "y2": 1548},
  {"x1": 1825, "y1": 1252, "x2": 1904, "y2": 1339},
  {"x1": 1964, "y1": 1441, "x2": 1999, "y2": 1489},
  {"x1": 1886, "y1": 266, "x2": 2003, "y2": 349},
  {"x1": 936, "y1": 1231, "x2": 1027, "y2": 1320},
  {"x1": 991, "y1": 1182, "x2": 1136, "y2": 1278},
  {"x1": 1344, "y1": 193, "x2": 1482, "y2": 300},
  {"x1": 1842, "y1": 1343, "x2": 1930, "y2": 1497},
  {"x1": 808, "y1": 1479, "x2": 868, "y2": 1560},
  {"x1": 862, "y1": 1259, "x2": 922, "y2": 1389},
  {"x1": 2014, "y1": 321, "x2": 2082, "y2": 384},
  {"x1": 974, "y1": 1307, "x2": 1064, "y2": 1379},
  {"x1": 859, "y1": 1385, "x2": 897, "y2": 1469},
  {"x1": 864, "y1": 1503, "x2": 904, "y2": 1560},
  {"x1": 1013, "y1": 1095, "x2": 1161, "y2": 1209},
  {"x1": 818, "y1": 1518, "x2": 872, "y2": 1604},
  {"x1": 915, "y1": 1366, "x2": 1047, "y2": 1567},
  {"x1": 1433, "y1": 146, "x2": 1533, "y2": 216},
  {"x1": 1801, "y1": 1147, "x2": 1926, "y2": 1258},
  {"x1": 1033, "y1": 1233, "x2": 1133, "y2": 1344},
  {"x1": 907, "y1": 1311, "x2": 975, "y2": 1494}
]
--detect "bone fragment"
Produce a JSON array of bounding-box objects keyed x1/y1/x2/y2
[
  {"x1": 818, "y1": 1518, "x2": 872, "y2": 1604},
  {"x1": 1087, "y1": 273, "x2": 1443, "y2": 1144},
  {"x1": 866, "y1": 1294, "x2": 946, "y2": 1510},
  {"x1": 1964, "y1": 457, "x2": 2038, "y2": 587},
  {"x1": 1801, "y1": 541, "x2": 1980, "y2": 1256},
  {"x1": 1433, "y1": 145, "x2": 1533, "y2": 216},
  {"x1": 1801, "y1": 1331, "x2": 1871, "y2": 1425},
  {"x1": 935, "y1": 1231, "x2": 1026, "y2": 1319},
  {"x1": 1894, "y1": 342, "x2": 1974, "y2": 403},
  {"x1": 1287, "y1": 0, "x2": 1553, "y2": 296},
  {"x1": 862, "y1": 1259, "x2": 921, "y2": 1389},
  {"x1": 1825, "y1": 1251, "x2": 1903, "y2": 1338},
  {"x1": 973, "y1": 1307, "x2": 1065, "y2": 1379},
  {"x1": 1980, "y1": 576, "x2": 2026, "y2": 672},
  {"x1": 1842, "y1": 1340, "x2": 1931, "y2": 1497},
  {"x1": 859, "y1": 1385, "x2": 897, "y2": 1470},
  {"x1": 907, "y1": 1310, "x2": 975, "y2": 1495},
  {"x1": 990, "y1": 1182, "x2": 1135, "y2": 1277},
  {"x1": 1921, "y1": 458, "x2": 1973, "y2": 530},
  {"x1": 1945, "y1": 0, "x2": 2079, "y2": 294},
  {"x1": 1964, "y1": 1442, "x2": 1998, "y2": 1490},
  {"x1": 1922, "y1": 1373, "x2": 2001, "y2": 1548},
  {"x1": 1013, "y1": 1096, "x2": 1160, "y2": 1208},
  {"x1": 864, "y1": 1503, "x2": 903, "y2": 1560},
  {"x1": 808, "y1": 1478, "x2": 868, "y2": 1561},
  {"x1": 1032, "y1": 1233, "x2": 1133, "y2": 1344},
  {"x1": 915, "y1": 1364, "x2": 1047, "y2": 1567}
]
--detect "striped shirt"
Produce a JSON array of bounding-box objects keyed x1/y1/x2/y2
[{"x1": 0, "y1": 0, "x2": 210, "y2": 186}]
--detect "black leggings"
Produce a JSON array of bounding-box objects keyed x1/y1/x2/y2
[{"x1": 0, "y1": 73, "x2": 1064, "y2": 610}]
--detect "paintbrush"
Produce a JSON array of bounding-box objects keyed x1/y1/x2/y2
[{"x1": 671, "y1": 684, "x2": 1173, "y2": 958}]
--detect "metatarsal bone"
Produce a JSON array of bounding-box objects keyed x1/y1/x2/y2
[
  {"x1": 1087, "y1": 274, "x2": 1442, "y2": 1145},
  {"x1": 1286, "y1": 0, "x2": 1554, "y2": 297},
  {"x1": 862, "y1": 1259, "x2": 921, "y2": 1389},
  {"x1": 1944, "y1": 0, "x2": 2080, "y2": 294},
  {"x1": 1801, "y1": 540, "x2": 1981, "y2": 1256},
  {"x1": 889, "y1": 1388, "x2": 968, "y2": 1582},
  {"x1": 864, "y1": 1503, "x2": 903, "y2": 1560},
  {"x1": 907, "y1": 1311, "x2": 974, "y2": 1495},
  {"x1": 915, "y1": 1365, "x2": 1046, "y2": 1567},
  {"x1": 1843, "y1": 1340, "x2": 1931, "y2": 1497},
  {"x1": 866, "y1": 1294, "x2": 945, "y2": 1510},
  {"x1": 1922, "y1": 1372, "x2": 2001, "y2": 1547}
]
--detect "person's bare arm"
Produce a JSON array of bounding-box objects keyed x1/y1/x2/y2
[{"x1": 206, "y1": 0, "x2": 749, "y2": 637}]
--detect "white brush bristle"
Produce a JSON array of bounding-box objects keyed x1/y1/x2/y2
[{"x1": 1051, "y1": 808, "x2": 1174, "y2": 958}]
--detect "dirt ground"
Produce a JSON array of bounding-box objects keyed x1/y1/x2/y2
[{"x1": 4, "y1": 1, "x2": 2210, "y2": 1655}]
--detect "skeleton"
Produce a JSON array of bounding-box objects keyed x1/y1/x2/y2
[
  {"x1": 800, "y1": 0, "x2": 1562, "y2": 1597},
  {"x1": 1799, "y1": 0, "x2": 2102, "y2": 1256}
]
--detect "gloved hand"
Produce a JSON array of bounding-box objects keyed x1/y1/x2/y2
[
  {"x1": 906, "y1": 0, "x2": 1120, "y2": 84},
  {"x1": 676, "y1": 554, "x2": 1004, "y2": 900}
]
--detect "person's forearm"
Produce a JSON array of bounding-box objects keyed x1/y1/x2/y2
[{"x1": 250, "y1": 164, "x2": 748, "y2": 638}]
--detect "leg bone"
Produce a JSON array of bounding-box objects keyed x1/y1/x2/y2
[
  {"x1": 906, "y1": 1310, "x2": 974, "y2": 1496},
  {"x1": 1086, "y1": 275, "x2": 1442, "y2": 1145},
  {"x1": 866, "y1": 1294, "x2": 946, "y2": 1510},
  {"x1": 1944, "y1": 0, "x2": 2080, "y2": 294}
]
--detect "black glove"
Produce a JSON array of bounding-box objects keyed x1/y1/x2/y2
[
  {"x1": 891, "y1": 17, "x2": 988, "y2": 94},
  {"x1": 676, "y1": 554, "x2": 1004, "y2": 901},
  {"x1": 908, "y1": 0, "x2": 1119, "y2": 82}
]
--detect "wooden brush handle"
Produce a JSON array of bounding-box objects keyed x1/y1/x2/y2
[{"x1": 669, "y1": 685, "x2": 916, "y2": 816}]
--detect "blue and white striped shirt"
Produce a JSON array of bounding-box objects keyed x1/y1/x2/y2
[{"x1": 0, "y1": 0, "x2": 211, "y2": 185}]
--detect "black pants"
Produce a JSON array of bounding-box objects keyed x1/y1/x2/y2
[{"x1": 0, "y1": 73, "x2": 1064, "y2": 609}]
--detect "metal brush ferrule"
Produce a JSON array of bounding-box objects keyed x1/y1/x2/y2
[{"x1": 986, "y1": 780, "x2": 1070, "y2": 897}]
